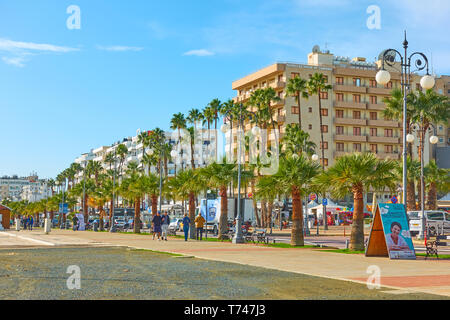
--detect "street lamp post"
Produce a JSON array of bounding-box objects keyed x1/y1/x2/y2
[
  {"x1": 110, "y1": 145, "x2": 117, "y2": 232},
  {"x1": 376, "y1": 31, "x2": 435, "y2": 209},
  {"x1": 407, "y1": 124, "x2": 438, "y2": 240}
]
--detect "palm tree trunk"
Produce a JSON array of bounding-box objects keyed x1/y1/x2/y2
[
  {"x1": 218, "y1": 186, "x2": 228, "y2": 240},
  {"x1": 251, "y1": 180, "x2": 261, "y2": 227},
  {"x1": 134, "y1": 197, "x2": 141, "y2": 233},
  {"x1": 290, "y1": 186, "x2": 304, "y2": 246},
  {"x1": 189, "y1": 192, "x2": 196, "y2": 239},
  {"x1": 99, "y1": 206, "x2": 104, "y2": 231},
  {"x1": 407, "y1": 180, "x2": 416, "y2": 211},
  {"x1": 261, "y1": 200, "x2": 267, "y2": 228},
  {"x1": 426, "y1": 182, "x2": 437, "y2": 210},
  {"x1": 267, "y1": 200, "x2": 273, "y2": 228},
  {"x1": 151, "y1": 194, "x2": 158, "y2": 217},
  {"x1": 350, "y1": 185, "x2": 365, "y2": 251},
  {"x1": 317, "y1": 93, "x2": 328, "y2": 230}
]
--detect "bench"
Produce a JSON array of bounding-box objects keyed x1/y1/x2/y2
[
  {"x1": 249, "y1": 229, "x2": 271, "y2": 244},
  {"x1": 425, "y1": 232, "x2": 449, "y2": 260}
]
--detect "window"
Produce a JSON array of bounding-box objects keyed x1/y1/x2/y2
[
  {"x1": 384, "y1": 145, "x2": 393, "y2": 153},
  {"x1": 353, "y1": 111, "x2": 361, "y2": 119},
  {"x1": 353, "y1": 94, "x2": 361, "y2": 103},
  {"x1": 336, "y1": 143, "x2": 344, "y2": 151},
  {"x1": 336, "y1": 126, "x2": 344, "y2": 135},
  {"x1": 308, "y1": 74, "x2": 312, "y2": 79},
  {"x1": 353, "y1": 143, "x2": 362, "y2": 152},
  {"x1": 336, "y1": 110, "x2": 344, "y2": 118},
  {"x1": 336, "y1": 93, "x2": 344, "y2": 101},
  {"x1": 320, "y1": 92, "x2": 328, "y2": 99},
  {"x1": 308, "y1": 107, "x2": 313, "y2": 113},
  {"x1": 321, "y1": 108, "x2": 328, "y2": 116},
  {"x1": 370, "y1": 96, "x2": 377, "y2": 104},
  {"x1": 384, "y1": 129, "x2": 393, "y2": 137},
  {"x1": 353, "y1": 78, "x2": 361, "y2": 87},
  {"x1": 262, "y1": 81, "x2": 266, "y2": 87},
  {"x1": 278, "y1": 91, "x2": 283, "y2": 98},
  {"x1": 291, "y1": 72, "x2": 299, "y2": 79},
  {"x1": 385, "y1": 81, "x2": 393, "y2": 89},
  {"x1": 353, "y1": 127, "x2": 361, "y2": 136},
  {"x1": 321, "y1": 125, "x2": 328, "y2": 133},
  {"x1": 278, "y1": 75, "x2": 284, "y2": 82},
  {"x1": 370, "y1": 144, "x2": 378, "y2": 153},
  {"x1": 370, "y1": 112, "x2": 377, "y2": 120},
  {"x1": 336, "y1": 77, "x2": 344, "y2": 85},
  {"x1": 416, "y1": 83, "x2": 421, "y2": 91},
  {"x1": 370, "y1": 128, "x2": 377, "y2": 136},
  {"x1": 291, "y1": 106, "x2": 299, "y2": 114},
  {"x1": 321, "y1": 141, "x2": 328, "y2": 150},
  {"x1": 308, "y1": 124, "x2": 312, "y2": 130},
  {"x1": 370, "y1": 79, "x2": 377, "y2": 88},
  {"x1": 321, "y1": 158, "x2": 329, "y2": 166}
]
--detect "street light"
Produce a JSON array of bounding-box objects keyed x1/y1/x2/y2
[
  {"x1": 376, "y1": 32, "x2": 434, "y2": 208},
  {"x1": 407, "y1": 123, "x2": 439, "y2": 240}
]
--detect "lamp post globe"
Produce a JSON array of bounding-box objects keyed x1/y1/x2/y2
[
  {"x1": 406, "y1": 134, "x2": 415, "y2": 143},
  {"x1": 251, "y1": 126, "x2": 261, "y2": 136},
  {"x1": 420, "y1": 75, "x2": 435, "y2": 90},
  {"x1": 312, "y1": 154, "x2": 319, "y2": 161},
  {"x1": 147, "y1": 149, "x2": 154, "y2": 156},
  {"x1": 376, "y1": 70, "x2": 391, "y2": 85},
  {"x1": 430, "y1": 135, "x2": 439, "y2": 145},
  {"x1": 170, "y1": 150, "x2": 178, "y2": 158}
]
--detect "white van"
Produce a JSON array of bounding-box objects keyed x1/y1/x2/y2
[{"x1": 408, "y1": 210, "x2": 450, "y2": 236}]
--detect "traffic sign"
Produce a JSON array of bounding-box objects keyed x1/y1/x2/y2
[
  {"x1": 391, "y1": 196, "x2": 398, "y2": 204},
  {"x1": 309, "y1": 193, "x2": 317, "y2": 201},
  {"x1": 322, "y1": 198, "x2": 328, "y2": 206},
  {"x1": 59, "y1": 203, "x2": 68, "y2": 214}
]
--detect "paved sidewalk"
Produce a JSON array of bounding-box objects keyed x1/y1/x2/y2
[{"x1": 2, "y1": 229, "x2": 450, "y2": 297}]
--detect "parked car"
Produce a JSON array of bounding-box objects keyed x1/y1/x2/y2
[
  {"x1": 408, "y1": 210, "x2": 450, "y2": 236},
  {"x1": 168, "y1": 218, "x2": 183, "y2": 233}
]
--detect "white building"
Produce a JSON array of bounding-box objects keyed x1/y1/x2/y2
[
  {"x1": 21, "y1": 182, "x2": 52, "y2": 202},
  {"x1": 0, "y1": 175, "x2": 49, "y2": 202}
]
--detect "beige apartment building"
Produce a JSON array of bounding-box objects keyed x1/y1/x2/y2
[{"x1": 231, "y1": 47, "x2": 449, "y2": 169}]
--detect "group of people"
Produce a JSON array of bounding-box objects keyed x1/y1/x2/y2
[
  {"x1": 150, "y1": 211, "x2": 207, "y2": 242},
  {"x1": 21, "y1": 216, "x2": 34, "y2": 230}
]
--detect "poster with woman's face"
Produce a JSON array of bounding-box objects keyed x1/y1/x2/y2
[{"x1": 379, "y1": 204, "x2": 416, "y2": 259}]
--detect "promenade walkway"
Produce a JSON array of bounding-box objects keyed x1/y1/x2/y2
[{"x1": 1, "y1": 229, "x2": 449, "y2": 297}]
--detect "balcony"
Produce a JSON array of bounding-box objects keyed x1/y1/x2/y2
[
  {"x1": 367, "y1": 103, "x2": 386, "y2": 111},
  {"x1": 271, "y1": 99, "x2": 285, "y2": 107},
  {"x1": 334, "y1": 134, "x2": 367, "y2": 142},
  {"x1": 367, "y1": 87, "x2": 392, "y2": 95},
  {"x1": 375, "y1": 152, "x2": 401, "y2": 160},
  {"x1": 93, "y1": 156, "x2": 103, "y2": 162},
  {"x1": 334, "y1": 84, "x2": 367, "y2": 94},
  {"x1": 334, "y1": 118, "x2": 367, "y2": 126},
  {"x1": 334, "y1": 101, "x2": 367, "y2": 109},
  {"x1": 367, "y1": 136, "x2": 401, "y2": 144},
  {"x1": 270, "y1": 81, "x2": 286, "y2": 89},
  {"x1": 367, "y1": 120, "x2": 399, "y2": 128}
]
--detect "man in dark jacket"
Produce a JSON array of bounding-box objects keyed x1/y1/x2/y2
[
  {"x1": 152, "y1": 212, "x2": 162, "y2": 241},
  {"x1": 72, "y1": 215, "x2": 79, "y2": 231}
]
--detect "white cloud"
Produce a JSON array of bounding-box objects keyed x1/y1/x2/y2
[
  {"x1": 97, "y1": 45, "x2": 144, "y2": 52},
  {"x1": 0, "y1": 38, "x2": 79, "y2": 67},
  {"x1": 183, "y1": 49, "x2": 215, "y2": 56},
  {"x1": 2, "y1": 56, "x2": 26, "y2": 67},
  {"x1": 0, "y1": 38, "x2": 79, "y2": 53}
]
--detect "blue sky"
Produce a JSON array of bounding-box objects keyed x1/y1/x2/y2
[{"x1": 0, "y1": 0, "x2": 449, "y2": 179}]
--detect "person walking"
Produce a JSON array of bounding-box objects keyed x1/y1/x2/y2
[
  {"x1": 161, "y1": 211, "x2": 171, "y2": 241},
  {"x1": 72, "y1": 215, "x2": 78, "y2": 231},
  {"x1": 194, "y1": 212, "x2": 206, "y2": 240},
  {"x1": 23, "y1": 216, "x2": 27, "y2": 230},
  {"x1": 182, "y1": 213, "x2": 191, "y2": 241},
  {"x1": 29, "y1": 216, "x2": 34, "y2": 231},
  {"x1": 152, "y1": 212, "x2": 162, "y2": 241}
]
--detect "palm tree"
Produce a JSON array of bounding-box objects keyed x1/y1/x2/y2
[
  {"x1": 274, "y1": 155, "x2": 320, "y2": 246},
  {"x1": 314, "y1": 153, "x2": 397, "y2": 251},
  {"x1": 202, "y1": 105, "x2": 215, "y2": 162},
  {"x1": 308, "y1": 73, "x2": 332, "y2": 229},
  {"x1": 137, "y1": 131, "x2": 151, "y2": 172},
  {"x1": 116, "y1": 144, "x2": 129, "y2": 178},
  {"x1": 282, "y1": 124, "x2": 317, "y2": 157},
  {"x1": 200, "y1": 159, "x2": 237, "y2": 240},
  {"x1": 170, "y1": 113, "x2": 187, "y2": 175},
  {"x1": 425, "y1": 160, "x2": 450, "y2": 210},
  {"x1": 286, "y1": 76, "x2": 309, "y2": 129}
]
